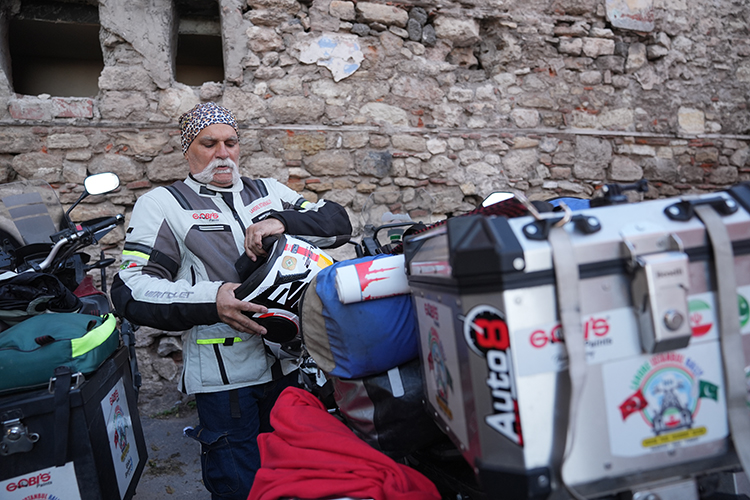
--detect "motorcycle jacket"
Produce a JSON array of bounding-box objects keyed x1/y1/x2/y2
[{"x1": 111, "y1": 175, "x2": 352, "y2": 394}]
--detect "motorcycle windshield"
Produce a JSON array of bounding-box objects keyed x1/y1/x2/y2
[{"x1": 0, "y1": 179, "x2": 66, "y2": 247}]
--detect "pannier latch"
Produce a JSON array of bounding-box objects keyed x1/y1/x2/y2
[
  {"x1": 1, "y1": 409, "x2": 39, "y2": 456},
  {"x1": 623, "y1": 230, "x2": 692, "y2": 354}
]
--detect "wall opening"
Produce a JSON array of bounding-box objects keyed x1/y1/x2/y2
[
  {"x1": 9, "y1": 0, "x2": 103, "y2": 97},
  {"x1": 175, "y1": 0, "x2": 224, "y2": 86}
]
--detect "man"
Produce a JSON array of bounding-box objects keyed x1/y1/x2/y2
[{"x1": 111, "y1": 102, "x2": 351, "y2": 499}]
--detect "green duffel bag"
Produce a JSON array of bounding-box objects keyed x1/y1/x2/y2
[{"x1": 0, "y1": 312, "x2": 119, "y2": 393}]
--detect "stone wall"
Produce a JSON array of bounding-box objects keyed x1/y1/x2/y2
[{"x1": 0, "y1": 0, "x2": 748, "y2": 413}]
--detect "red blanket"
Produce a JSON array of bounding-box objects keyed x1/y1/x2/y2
[{"x1": 248, "y1": 387, "x2": 441, "y2": 500}]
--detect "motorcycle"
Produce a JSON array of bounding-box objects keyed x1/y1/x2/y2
[
  {"x1": 0, "y1": 173, "x2": 147, "y2": 500},
  {"x1": 299, "y1": 179, "x2": 750, "y2": 500}
]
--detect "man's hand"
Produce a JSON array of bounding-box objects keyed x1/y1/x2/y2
[
  {"x1": 244, "y1": 218, "x2": 285, "y2": 261},
  {"x1": 216, "y1": 282, "x2": 267, "y2": 335}
]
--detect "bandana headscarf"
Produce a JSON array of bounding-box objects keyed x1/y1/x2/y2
[{"x1": 179, "y1": 102, "x2": 239, "y2": 154}]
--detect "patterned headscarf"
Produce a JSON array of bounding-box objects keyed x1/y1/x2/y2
[{"x1": 179, "y1": 102, "x2": 239, "y2": 154}]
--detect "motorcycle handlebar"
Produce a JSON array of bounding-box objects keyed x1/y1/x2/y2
[
  {"x1": 82, "y1": 214, "x2": 125, "y2": 237},
  {"x1": 36, "y1": 214, "x2": 124, "y2": 271}
]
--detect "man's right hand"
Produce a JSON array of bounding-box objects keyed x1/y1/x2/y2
[{"x1": 216, "y1": 282, "x2": 268, "y2": 335}]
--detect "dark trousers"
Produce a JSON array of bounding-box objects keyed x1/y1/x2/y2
[{"x1": 186, "y1": 370, "x2": 298, "y2": 500}]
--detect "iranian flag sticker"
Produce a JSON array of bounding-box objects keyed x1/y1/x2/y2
[
  {"x1": 689, "y1": 294, "x2": 750, "y2": 337},
  {"x1": 689, "y1": 299, "x2": 712, "y2": 336}
]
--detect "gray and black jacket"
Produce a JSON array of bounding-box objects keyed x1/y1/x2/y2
[{"x1": 111, "y1": 175, "x2": 351, "y2": 394}]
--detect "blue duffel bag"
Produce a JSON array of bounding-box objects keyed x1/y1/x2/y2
[{"x1": 300, "y1": 255, "x2": 418, "y2": 379}]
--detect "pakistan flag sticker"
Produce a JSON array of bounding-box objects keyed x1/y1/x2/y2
[{"x1": 739, "y1": 294, "x2": 750, "y2": 328}]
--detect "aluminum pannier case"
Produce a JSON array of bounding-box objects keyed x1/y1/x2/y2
[{"x1": 404, "y1": 183, "x2": 750, "y2": 499}]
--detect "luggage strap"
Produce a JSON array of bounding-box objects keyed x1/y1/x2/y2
[
  {"x1": 548, "y1": 224, "x2": 587, "y2": 500},
  {"x1": 52, "y1": 366, "x2": 73, "y2": 467},
  {"x1": 693, "y1": 204, "x2": 750, "y2": 479}
]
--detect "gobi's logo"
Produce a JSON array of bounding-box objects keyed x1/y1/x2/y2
[
  {"x1": 5, "y1": 472, "x2": 52, "y2": 491},
  {"x1": 427, "y1": 326, "x2": 453, "y2": 419},
  {"x1": 192, "y1": 212, "x2": 219, "y2": 220},
  {"x1": 463, "y1": 305, "x2": 523, "y2": 446},
  {"x1": 529, "y1": 316, "x2": 611, "y2": 348},
  {"x1": 619, "y1": 352, "x2": 719, "y2": 446}
]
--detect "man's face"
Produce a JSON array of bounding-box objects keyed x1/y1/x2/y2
[{"x1": 185, "y1": 123, "x2": 240, "y2": 187}]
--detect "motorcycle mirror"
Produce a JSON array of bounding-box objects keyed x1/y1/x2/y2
[
  {"x1": 65, "y1": 173, "x2": 121, "y2": 228},
  {"x1": 481, "y1": 191, "x2": 515, "y2": 207},
  {"x1": 84, "y1": 172, "x2": 120, "y2": 196}
]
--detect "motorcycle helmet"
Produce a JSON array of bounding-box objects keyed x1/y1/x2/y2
[{"x1": 234, "y1": 234, "x2": 333, "y2": 359}]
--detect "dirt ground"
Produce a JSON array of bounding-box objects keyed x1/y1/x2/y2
[{"x1": 132, "y1": 402, "x2": 209, "y2": 500}]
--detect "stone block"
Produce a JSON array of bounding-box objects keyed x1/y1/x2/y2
[
  {"x1": 433, "y1": 16, "x2": 480, "y2": 47},
  {"x1": 12, "y1": 152, "x2": 63, "y2": 182},
  {"x1": 152, "y1": 356, "x2": 179, "y2": 381},
  {"x1": 246, "y1": 26, "x2": 285, "y2": 52},
  {"x1": 157, "y1": 336, "x2": 182, "y2": 357},
  {"x1": 643, "y1": 158, "x2": 679, "y2": 183},
  {"x1": 65, "y1": 150, "x2": 92, "y2": 161},
  {"x1": 62, "y1": 160, "x2": 88, "y2": 184},
  {"x1": 610, "y1": 156, "x2": 643, "y2": 181},
  {"x1": 99, "y1": 92, "x2": 149, "y2": 121},
  {"x1": 356, "y1": 2, "x2": 408, "y2": 28},
  {"x1": 90, "y1": 153, "x2": 146, "y2": 182},
  {"x1": 707, "y1": 166, "x2": 738, "y2": 185},
  {"x1": 269, "y1": 96, "x2": 325, "y2": 124},
  {"x1": 580, "y1": 70, "x2": 603, "y2": 85},
  {"x1": 0, "y1": 130, "x2": 41, "y2": 154},
  {"x1": 573, "y1": 136, "x2": 612, "y2": 180},
  {"x1": 626, "y1": 43, "x2": 648, "y2": 72},
  {"x1": 147, "y1": 153, "x2": 188, "y2": 183},
  {"x1": 737, "y1": 63, "x2": 750, "y2": 83},
  {"x1": 98, "y1": 65, "x2": 154, "y2": 91},
  {"x1": 426, "y1": 138, "x2": 447, "y2": 155},
  {"x1": 513, "y1": 137, "x2": 540, "y2": 149},
  {"x1": 558, "y1": 37, "x2": 583, "y2": 56},
  {"x1": 730, "y1": 148, "x2": 749, "y2": 167},
  {"x1": 503, "y1": 148, "x2": 538, "y2": 179},
  {"x1": 647, "y1": 45, "x2": 669, "y2": 60},
  {"x1": 360, "y1": 102, "x2": 409, "y2": 126},
  {"x1": 407, "y1": 18, "x2": 422, "y2": 42},
  {"x1": 330, "y1": 1, "x2": 355, "y2": 21},
  {"x1": 598, "y1": 108, "x2": 634, "y2": 130},
  {"x1": 47, "y1": 134, "x2": 90, "y2": 150},
  {"x1": 246, "y1": 9, "x2": 292, "y2": 26},
  {"x1": 677, "y1": 107, "x2": 705, "y2": 135},
  {"x1": 307, "y1": 150, "x2": 354, "y2": 176},
  {"x1": 52, "y1": 98, "x2": 94, "y2": 118},
  {"x1": 247, "y1": 154, "x2": 286, "y2": 179},
  {"x1": 447, "y1": 48, "x2": 479, "y2": 68},
  {"x1": 356, "y1": 151, "x2": 393, "y2": 177},
  {"x1": 391, "y1": 134, "x2": 427, "y2": 153},
  {"x1": 582, "y1": 38, "x2": 615, "y2": 58},
  {"x1": 9, "y1": 98, "x2": 52, "y2": 121},
  {"x1": 447, "y1": 86, "x2": 475, "y2": 102},
  {"x1": 421, "y1": 155, "x2": 453, "y2": 177}
]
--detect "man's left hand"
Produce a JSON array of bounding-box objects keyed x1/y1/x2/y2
[{"x1": 244, "y1": 218, "x2": 285, "y2": 261}]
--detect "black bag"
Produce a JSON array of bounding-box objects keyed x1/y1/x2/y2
[
  {"x1": 332, "y1": 358, "x2": 444, "y2": 459},
  {"x1": 0, "y1": 272, "x2": 81, "y2": 327}
]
